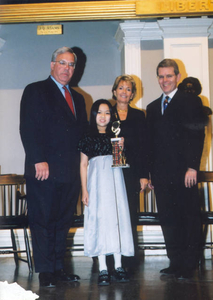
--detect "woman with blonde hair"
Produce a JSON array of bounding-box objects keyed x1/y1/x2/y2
[{"x1": 112, "y1": 75, "x2": 149, "y2": 270}]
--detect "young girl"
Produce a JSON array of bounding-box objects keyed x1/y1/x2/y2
[{"x1": 79, "y1": 99, "x2": 134, "y2": 286}]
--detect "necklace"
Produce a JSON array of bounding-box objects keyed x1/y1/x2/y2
[{"x1": 117, "y1": 109, "x2": 128, "y2": 113}]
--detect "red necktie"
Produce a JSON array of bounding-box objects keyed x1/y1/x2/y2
[{"x1": 63, "y1": 86, "x2": 75, "y2": 117}]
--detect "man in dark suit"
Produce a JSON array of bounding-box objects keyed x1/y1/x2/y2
[
  {"x1": 20, "y1": 47, "x2": 88, "y2": 287},
  {"x1": 146, "y1": 59, "x2": 205, "y2": 279}
]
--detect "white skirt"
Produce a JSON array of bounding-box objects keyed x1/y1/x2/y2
[{"x1": 84, "y1": 155, "x2": 134, "y2": 257}]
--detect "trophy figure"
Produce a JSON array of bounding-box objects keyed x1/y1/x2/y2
[{"x1": 111, "y1": 121, "x2": 129, "y2": 168}]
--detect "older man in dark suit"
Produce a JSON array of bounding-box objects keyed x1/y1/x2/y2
[
  {"x1": 20, "y1": 47, "x2": 88, "y2": 287},
  {"x1": 146, "y1": 59, "x2": 205, "y2": 279}
]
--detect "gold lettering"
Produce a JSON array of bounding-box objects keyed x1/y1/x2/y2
[
  {"x1": 158, "y1": 0, "x2": 211, "y2": 14},
  {"x1": 160, "y1": 1, "x2": 170, "y2": 12},
  {"x1": 176, "y1": 1, "x2": 186, "y2": 11},
  {"x1": 188, "y1": 1, "x2": 197, "y2": 10},
  {"x1": 170, "y1": 0, "x2": 174, "y2": 11},
  {"x1": 199, "y1": 1, "x2": 209, "y2": 10}
]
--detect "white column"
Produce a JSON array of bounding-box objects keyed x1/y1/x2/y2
[
  {"x1": 115, "y1": 20, "x2": 163, "y2": 109},
  {"x1": 115, "y1": 21, "x2": 145, "y2": 109}
]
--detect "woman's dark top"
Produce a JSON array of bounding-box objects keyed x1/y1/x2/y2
[{"x1": 112, "y1": 105, "x2": 149, "y2": 180}]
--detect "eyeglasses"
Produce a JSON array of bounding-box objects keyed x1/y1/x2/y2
[
  {"x1": 158, "y1": 74, "x2": 175, "y2": 80},
  {"x1": 54, "y1": 60, "x2": 75, "y2": 68}
]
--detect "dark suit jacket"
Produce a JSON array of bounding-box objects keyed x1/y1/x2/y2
[
  {"x1": 112, "y1": 105, "x2": 149, "y2": 180},
  {"x1": 146, "y1": 90, "x2": 205, "y2": 186},
  {"x1": 20, "y1": 76, "x2": 88, "y2": 183}
]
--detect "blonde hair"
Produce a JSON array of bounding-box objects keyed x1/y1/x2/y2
[{"x1": 112, "y1": 75, "x2": 136, "y2": 102}]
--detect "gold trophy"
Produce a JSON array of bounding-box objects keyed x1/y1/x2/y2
[{"x1": 111, "y1": 121, "x2": 129, "y2": 168}]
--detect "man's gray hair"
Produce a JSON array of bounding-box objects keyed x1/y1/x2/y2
[{"x1": 51, "y1": 47, "x2": 77, "y2": 64}]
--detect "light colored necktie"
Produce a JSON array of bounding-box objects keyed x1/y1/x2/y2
[{"x1": 63, "y1": 86, "x2": 75, "y2": 117}]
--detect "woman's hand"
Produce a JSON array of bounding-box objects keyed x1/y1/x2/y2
[
  {"x1": 147, "y1": 180, "x2": 154, "y2": 190},
  {"x1": 140, "y1": 178, "x2": 149, "y2": 192}
]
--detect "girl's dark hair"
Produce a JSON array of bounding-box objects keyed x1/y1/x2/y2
[{"x1": 89, "y1": 99, "x2": 113, "y2": 136}]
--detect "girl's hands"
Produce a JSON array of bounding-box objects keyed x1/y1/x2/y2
[{"x1": 82, "y1": 190, "x2": 89, "y2": 206}]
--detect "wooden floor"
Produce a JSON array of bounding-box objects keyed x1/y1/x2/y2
[{"x1": 1, "y1": 253, "x2": 213, "y2": 300}]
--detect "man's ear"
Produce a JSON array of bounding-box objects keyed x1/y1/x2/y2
[
  {"x1": 50, "y1": 62, "x2": 55, "y2": 71},
  {"x1": 177, "y1": 73, "x2": 181, "y2": 83}
]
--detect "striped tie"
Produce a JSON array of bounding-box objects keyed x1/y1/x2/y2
[{"x1": 163, "y1": 96, "x2": 170, "y2": 113}]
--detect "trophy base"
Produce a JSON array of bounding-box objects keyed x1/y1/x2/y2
[{"x1": 111, "y1": 164, "x2": 130, "y2": 168}]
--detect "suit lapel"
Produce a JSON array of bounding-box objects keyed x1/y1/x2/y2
[
  {"x1": 163, "y1": 91, "x2": 179, "y2": 115},
  {"x1": 155, "y1": 95, "x2": 163, "y2": 117},
  {"x1": 71, "y1": 88, "x2": 80, "y2": 120}
]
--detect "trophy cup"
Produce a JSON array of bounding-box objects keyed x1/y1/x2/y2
[{"x1": 111, "y1": 121, "x2": 130, "y2": 168}]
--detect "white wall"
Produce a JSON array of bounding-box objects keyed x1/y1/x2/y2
[{"x1": 0, "y1": 89, "x2": 25, "y2": 174}]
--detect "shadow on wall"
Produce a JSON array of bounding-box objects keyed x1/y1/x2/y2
[
  {"x1": 176, "y1": 68, "x2": 212, "y2": 171},
  {"x1": 69, "y1": 47, "x2": 93, "y2": 120},
  {"x1": 130, "y1": 74, "x2": 146, "y2": 114}
]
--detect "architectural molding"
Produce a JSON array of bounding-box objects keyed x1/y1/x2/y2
[
  {"x1": 115, "y1": 20, "x2": 162, "y2": 49},
  {"x1": 139, "y1": 22, "x2": 163, "y2": 41},
  {"x1": 158, "y1": 16, "x2": 213, "y2": 38},
  {"x1": 1, "y1": 1, "x2": 213, "y2": 24},
  {"x1": 115, "y1": 21, "x2": 143, "y2": 51},
  {"x1": 115, "y1": 17, "x2": 213, "y2": 48}
]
